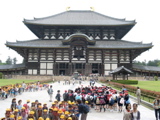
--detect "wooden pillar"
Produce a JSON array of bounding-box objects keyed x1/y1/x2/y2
[
  {"x1": 24, "y1": 49, "x2": 28, "y2": 75},
  {"x1": 68, "y1": 63, "x2": 72, "y2": 75},
  {"x1": 117, "y1": 50, "x2": 120, "y2": 67},
  {"x1": 129, "y1": 50, "x2": 133, "y2": 66},
  {"x1": 101, "y1": 50, "x2": 104, "y2": 76},
  {"x1": 57, "y1": 63, "x2": 60, "y2": 75},
  {"x1": 37, "y1": 49, "x2": 40, "y2": 75}
]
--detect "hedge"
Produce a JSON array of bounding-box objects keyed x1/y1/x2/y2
[
  {"x1": 111, "y1": 80, "x2": 138, "y2": 85},
  {"x1": 108, "y1": 81, "x2": 160, "y2": 98}
]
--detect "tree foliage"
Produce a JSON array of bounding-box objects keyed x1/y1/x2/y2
[
  {"x1": 13, "y1": 57, "x2": 17, "y2": 64},
  {"x1": 0, "y1": 72, "x2": 3, "y2": 79},
  {"x1": 5, "y1": 56, "x2": 12, "y2": 65},
  {"x1": 134, "y1": 59, "x2": 160, "y2": 67}
]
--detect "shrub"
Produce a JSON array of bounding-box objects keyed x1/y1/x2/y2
[
  {"x1": 111, "y1": 80, "x2": 138, "y2": 84},
  {"x1": 0, "y1": 72, "x2": 3, "y2": 79},
  {"x1": 108, "y1": 81, "x2": 159, "y2": 99},
  {"x1": 154, "y1": 76, "x2": 158, "y2": 81}
]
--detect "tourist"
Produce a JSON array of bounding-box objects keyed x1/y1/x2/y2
[
  {"x1": 99, "y1": 93, "x2": 106, "y2": 112},
  {"x1": 123, "y1": 103, "x2": 131, "y2": 120},
  {"x1": 117, "y1": 93, "x2": 124, "y2": 112},
  {"x1": 76, "y1": 99, "x2": 89, "y2": 120},
  {"x1": 153, "y1": 95, "x2": 160, "y2": 120},
  {"x1": 16, "y1": 100, "x2": 23, "y2": 115},
  {"x1": 136, "y1": 87, "x2": 141, "y2": 105},
  {"x1": 63, "y1": 90, "x2": 69, "y2": 102},
  {"x1": 122, "y1": 86, "x2": 127, "y2": 93},
  {"x1": 55, "y1": 90, "x2": 61, "y2": 102},
  {"x1": 131, "y1": 103, "x2": 140, "y2": 120},
  {"x1": 11, "y1": 98, "x2": 17, "y2": 111},
  {"x1": 47, "y1": 85, "x2": 53, "y2": 102},
  {"x1": 22, "y1": 81, "x2": 26, "y2": 92}
]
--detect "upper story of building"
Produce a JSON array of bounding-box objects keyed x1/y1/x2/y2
[{"x1": 23, "y1": 10, "x2": 136, "y2": 40}]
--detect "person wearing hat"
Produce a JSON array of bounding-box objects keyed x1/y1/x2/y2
[
  {"x1": 18, "y1": 116, "x2": 22, "y2": 120},
  {"x1": 9, "y1": 114, "x2": 15, "y2": 120},
  {"x1": 5, "y1": 109, "x2": 11, "y2": 119},
  {"x1": 48, "y1": 108, "x2": 55, "y2": 120},
  {"x1": 47, "y1": 85, "x2": 53, "y2": 102},
  {"x1": 23, "y1": 100, "x2": 30, "y2": 114},
  {"x1": 1, "y1": 117, "x2": 5, "y2": 120},
  {"x1": 59, "y1": 114, "x2": 65, "y2": 120},
  {"x1": 38, "y1": 117, "x2": 44, "y2": 120},
  {"x1": 13, "y1": 109, "x2": 19, "y2": 120},
  {"x1": 53, "y1": 108, "x2": 59, "y2": 120},
  {"x1": 21, "y1": 107, "x2": 27, "y2": 120},
  {"x1": 42, "y1": 109, "x2": 49, "y2": 120},
  {"x1": 117, "y1": 92, "x2": 124, "y2": 112},
  {"x1": 63, "y1": 90, "x2": 69, "y2": 102},
  {"x1": 36, "y1": 106, "x2": 43, "y2": 119},
  {"x1": 64, "y1": 111, "x2": 70, "y2": 119},
  {"x1": 27, "y1": 111, "x2": 36, "y2": 120},
  {"x1": 42, "y1": 103, "x2": 48, "y2": 110},
  {"x1": 57, "y1": 109, "x2": 64, "y2": 118},
  {"x1": 67, "y1": 117, "x2": 72, "y2": 120}
]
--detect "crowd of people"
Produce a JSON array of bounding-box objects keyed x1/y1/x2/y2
[
  {"x1": 1, "y1": 78, "x2": 160, "y2": 120},
  {"x1": 0, "y1": 81, "x2": 49, "y2": 100}
]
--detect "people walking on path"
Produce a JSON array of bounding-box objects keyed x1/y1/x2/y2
[
  {"x1": 47, "y1": 85, "x2": 53, "y2": 102},
  {"x1": 55, "y1": 90, "x2": 61, "y2": 102},
  {"x1": 123, "y1": 103, "x2": 131, "y2": 120},
  {"x1": 153, "y1": 95, "x2": 160, "y2": 120},
  {"x1": 131, "y1": 103, "x2": 140, "y2": 120},
  {"x1": 136, "y1": 87, "x2": 141, "y2": 105}
]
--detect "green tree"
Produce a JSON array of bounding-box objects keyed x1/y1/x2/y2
[
  {"x1": 6, "y1": 56, "x2": 12, "y2": 65},
  {"x1": 147, "y1": 60, "x2": 160, "y2": 66},
  {"x1": 0, "y1": 72, "x2": 3, "y2": 79},
  {"x1": 13, "y1": 57, "x2": 17, "y2": 64}
]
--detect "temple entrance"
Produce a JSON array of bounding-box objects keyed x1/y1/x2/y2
[
  {"x1": 59, "y1": 70, "x2": 65, "y2": 75},
  {"x1": 92, "y1": 70, "x2": 98, "y2": 73}
]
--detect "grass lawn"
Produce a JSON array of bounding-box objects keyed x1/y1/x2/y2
[
  {"x1": 0, "y1": 79, "x2": 39, "y2": 86},
  {"x1": 132, "y1": 80, "x2": 160, "y2": 92}
]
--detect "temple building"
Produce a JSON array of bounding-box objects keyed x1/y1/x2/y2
[{"x1": 4, "y1": 10, "x2": 153, "y2": 76}]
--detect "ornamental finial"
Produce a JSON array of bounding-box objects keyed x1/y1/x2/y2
[
  {"x1": 90, "y1": 7, "x2": 95, "y2": 11},
  {"x1": 66, "y1": 7, "x2": 70, "y2": 11}
]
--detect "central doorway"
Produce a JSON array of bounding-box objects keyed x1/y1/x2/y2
[{"x1": 59, "y1": 70, "x2": 65, "y2": 75}]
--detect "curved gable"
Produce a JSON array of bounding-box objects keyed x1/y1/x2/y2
[{"x1": 62, "y1": 33, "x2": 96, "y2": 45}]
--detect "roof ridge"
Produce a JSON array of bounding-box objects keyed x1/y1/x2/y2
[
  {"x1": 23, "y1": 10, "x2": 136, "y2": 24},
  {"x1": 120, "y1": 40, "x2": 152, "y2": 45},
  {"x1": 93, "y1": 11, "x2": 135, "y2": 23},
  {"x1": 24, "y1": 11, "x2": 67, "y2": 21}
]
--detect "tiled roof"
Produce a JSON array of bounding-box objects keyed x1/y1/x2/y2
[
  {"x1": 133, "y1": 65, "x2": 160, "y2": 72},
  {"x1": 110, "y1": 66, "x2": 133, "y2": 74},
  {"x1": 6, "y1": 39, "x2": 152, "y2": 49},
  {"x1": 23, "y1": 10, "x2": 136, "y2": 26},
  {"x1": 0, "y1": 64, "x2": 25, "y2": 70}
]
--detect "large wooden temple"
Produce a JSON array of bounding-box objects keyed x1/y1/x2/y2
[{"x1": 5, "y1": 10, "x2": 153, "y2": 76}]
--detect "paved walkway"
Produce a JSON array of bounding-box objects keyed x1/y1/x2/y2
[{"x1": 0, "y1": 81, "x2": 155, "y2": 120}]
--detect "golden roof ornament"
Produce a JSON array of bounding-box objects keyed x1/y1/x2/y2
[
  {"x1": 90, "y1": 7, "x2": 95, "y2": 11},
  {"x1": 66, "y1": 7, "x2": 70, "y2": 11}
]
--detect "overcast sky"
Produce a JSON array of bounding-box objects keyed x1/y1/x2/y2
[{"x1": 0, "y1": 0, "x2": 160, "y2": 63}]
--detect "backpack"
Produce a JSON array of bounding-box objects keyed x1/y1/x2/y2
[
  {"x1": 96, "y1": 98, "x2": 100, "y2": 104},
  {"x1": 82, "y1": 104, "x2": 89, "y2": 114},
  {"x1": 63, "y1": 93, "x2": 68, "y2": 100},
  {"x1": 76, "y1": 95, "x2": 81, "y2": 100},
  {"x1": 87, "y1": 96, "x2": 91, "y2": 102}
]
